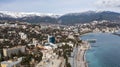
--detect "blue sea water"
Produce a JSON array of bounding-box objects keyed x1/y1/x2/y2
[{"x1": 81, "y1": 33, "x2": 120, "y2": 67}]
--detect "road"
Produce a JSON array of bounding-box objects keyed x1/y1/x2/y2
[{"x1": 72, "y1": 42, "x2": 89, "y2": 67}]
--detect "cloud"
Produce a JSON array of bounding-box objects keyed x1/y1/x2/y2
[
  {"x1": 1, "y1": 0, "x2": 120, "y2": 14},
  {"x1": 0, "y1": 0, "x2": 88, "y2": 13},
  {"x1": 95, "y1": 0, "x2": 120, "y2": 8}
]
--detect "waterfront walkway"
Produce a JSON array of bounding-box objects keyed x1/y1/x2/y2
[{"x1": 71, "y1": 41, "x2": 89, "y2": 67}]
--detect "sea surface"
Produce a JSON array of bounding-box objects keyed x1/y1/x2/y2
[{"x1": 81, "y1": 33, "x2": 120, "y2": 67}]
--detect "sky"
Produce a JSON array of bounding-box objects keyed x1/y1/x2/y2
[{"x1": 0, "y1": 0, "x2": 120, "y2": 14}]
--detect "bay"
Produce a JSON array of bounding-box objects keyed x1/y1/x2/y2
[{"x1": 81, "y1": 33, "x2": 120, "y2": 67}]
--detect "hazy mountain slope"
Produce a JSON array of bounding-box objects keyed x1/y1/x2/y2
[
  {"x1": 0, "y1": 11, "x2": 120, "y2": 24},
  {"x1": 58, "y1": 11, "x2": 120, "y2": 24}
]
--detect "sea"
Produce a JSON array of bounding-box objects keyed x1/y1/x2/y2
[{"x1": 81, "y1": 33, "x2": 120, "y2": 67}]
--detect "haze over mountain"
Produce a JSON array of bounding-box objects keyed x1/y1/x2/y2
[{"x1": 0, "y1": 11, "x2": 120, "y2": 24}]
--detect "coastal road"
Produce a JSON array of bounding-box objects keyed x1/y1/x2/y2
[
  {"x1": 72, "y1": 43, "x2": 88, "y2": 67},
  {"x1": 73, "y1": 46, "x2": 79, "y2": 67}
]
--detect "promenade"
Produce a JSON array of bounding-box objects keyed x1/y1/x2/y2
[{"x1": 71, "y1": 41, "x2": 89, "y2": 67}]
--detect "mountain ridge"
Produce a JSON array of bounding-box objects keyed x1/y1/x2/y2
[
  {"x1": 0, "y1": 11, "x2": 120, "y2": 24},
  {"x1": 0, "y1": 11, "x2": 60, "y2": 18}
]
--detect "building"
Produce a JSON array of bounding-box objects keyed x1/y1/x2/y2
[
  {"x1": 3, "y1": 46, "x2": 25, "y2": 57},
  {"x1": 19, "y1": 32, "x2": 27, "y2": 40},
  {"x1": 48, "y1": 35, "x2": 55, "y2": 44},
  {"x1": 1, "y1": 57, "x2": 22, "y2": 67},
  {"x1": 68, "y1": 34, "x2": 75, "y2": 39}
]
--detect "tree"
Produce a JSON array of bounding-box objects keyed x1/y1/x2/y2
[{"x1": 66, "y1": 63, "x2": 71, "y2": 67}]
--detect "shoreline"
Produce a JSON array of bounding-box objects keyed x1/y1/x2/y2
[
  {"x1": 74, "y1": 41, "x2": 90, "y2": 67},
  {"x1": 79, "y1": 33, "x2": 92, "y2": 67},
  {"x1": 80, "y1": 32, "x2": 119, "y2": 67},
  {"x1": 81, "y1": 33, "x2": 120, "y2": 67},
  {"x1": 83, "y1": 42, "x2": 91, "y2": 67}
]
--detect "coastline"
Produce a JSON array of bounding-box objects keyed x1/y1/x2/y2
[
  {"x1": 74, "y1": 41, "x2": 90, "y2": 67},
  {"x1": 79, "y1": 32, "x2": 120, "y2": 67},
  {"x1": 80, "y1": 32, "x2": 120, "y2": 67},
  {"x1": 83, "y1": 42, "x2": 90, "y2": 67}
]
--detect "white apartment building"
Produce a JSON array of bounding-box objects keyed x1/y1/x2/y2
[{"x1": 3, "y1": 46, "x2": 25, "y2": 57}]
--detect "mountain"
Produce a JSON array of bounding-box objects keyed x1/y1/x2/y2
[
  {"x1": 0, "y1": 11, "x2": 120, "y2": 24},
  {"x1": 0, "y1": 11, "x2": 59, "y2": 24},
  {"x1": 0, "y1": 11, "x2": 59, "y2": 18},
  {"x1": 59, "y1": 11, "x2": 120, "y2": 24}
]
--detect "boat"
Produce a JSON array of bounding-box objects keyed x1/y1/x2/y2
[{"x1": 87, "y1": 39, "x2": 96, "y2": 43}]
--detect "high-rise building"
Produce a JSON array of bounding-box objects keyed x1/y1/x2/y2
[{"x1": 48, "y1": 35, "x2": 55, "y2": 44}]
